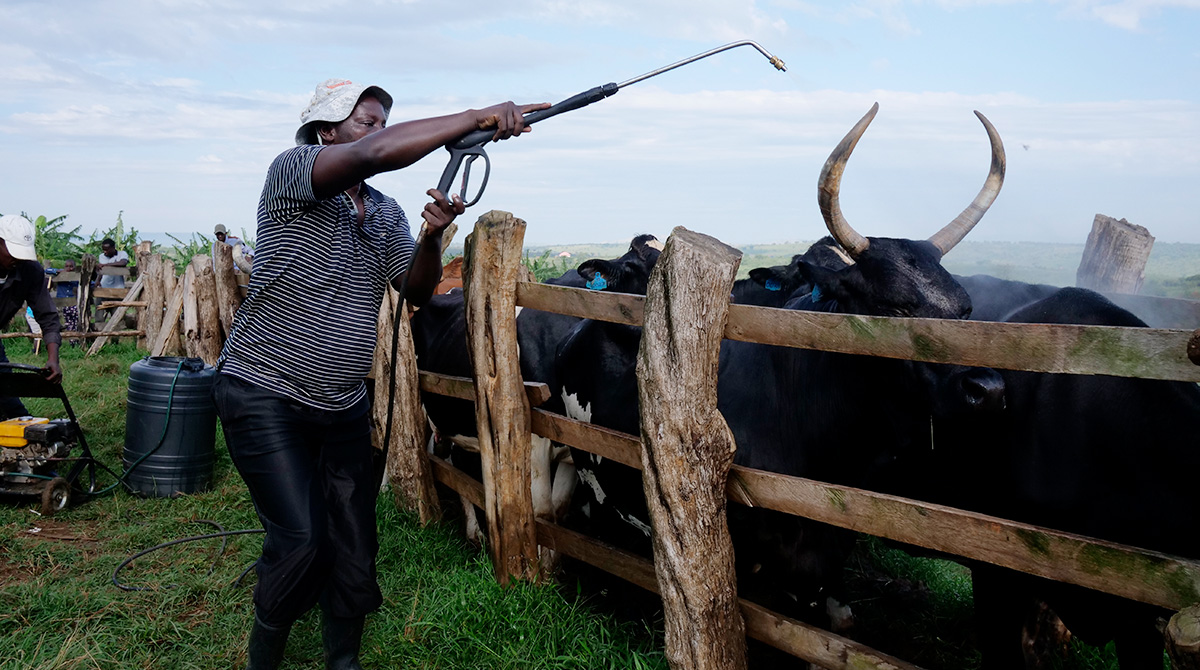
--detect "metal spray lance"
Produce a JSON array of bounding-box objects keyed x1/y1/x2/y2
[
  {"x1": 436, "y1": 40, "x2": 788, "y2": 207},
  {"x1": 384, "y1": 41, "x2": 787, "y2": 454}
]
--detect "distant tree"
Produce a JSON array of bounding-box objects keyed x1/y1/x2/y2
[
  {"x1": 82, "y1": 210, "x2": 143, "y2": 263},
  {"x1": 20, "y1": 212, "x2": 85, "y2": 264},
  {"x1": 162, "y1": 232, "x2": 211, "y2": 273}
]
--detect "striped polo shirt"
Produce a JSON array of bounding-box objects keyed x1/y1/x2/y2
[{"x1": 218, "y1": 145, "x2": 414, "y2": 411}]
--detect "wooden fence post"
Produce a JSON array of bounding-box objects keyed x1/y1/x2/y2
[
  {"x1": 463, "y1": 210, "x2": 538, "y2": 585},
  {"x1": 135, "y1": 243, "x2": 154, "y2": 351},
  {"x1": 637, "y1": 226, "x2": 747, "y2": 670},
  {"x1": 141, "y1": 254, "x2": 165, "y2": 352},
  {"x1": 188, "y1": 255, "x2": 222, "y2": 365},
  {"x1": 373, "y1": 285, "x2": 441, "y2": 523},
  {"x1": 212, "y1": 243, "x2": 244, "y2": 339},
  {"x1": 1076, "y1": 214, "x2": 1155, "y2": 293},
  {"x1": 1168, "y1": 605, "x2": 1200, "y2": 670}
]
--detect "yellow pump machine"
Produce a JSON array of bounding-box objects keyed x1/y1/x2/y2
[{"x1": 0, "y1": 363, "x2": 96, "y2": 515}]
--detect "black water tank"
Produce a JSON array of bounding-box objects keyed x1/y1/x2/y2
[{"x1": 124, "y1": 357, "x2": 217, "y2": 497}]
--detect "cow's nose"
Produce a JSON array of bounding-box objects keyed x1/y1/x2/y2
[{"x1": 959, "y1": 368, "x2": 1006, "y2": 412}]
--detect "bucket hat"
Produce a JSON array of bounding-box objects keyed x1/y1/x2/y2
[
  {"x1": 295, "y1": 78, "x2": 393, "y2": 145},
  {"x1": 0, "y1": 214, "x2": 38, "y2": 261}
]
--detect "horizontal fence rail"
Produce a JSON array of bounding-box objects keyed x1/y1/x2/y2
[
  {"x1": 424, "y1": 375, "x2": 1200, "y2": 612},
  {"x1": 517, "y1": 281, "x2": 1200, "y2": 382}
]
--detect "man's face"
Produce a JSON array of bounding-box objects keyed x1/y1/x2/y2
[
  {"x1": 0, "y1": 241, "x2": 14, "y2": 270},
  {"x1": 322, "y1": 96, "x2": 387, "y2": 145},
  {"x1": 216, "y1": 232, "x2": 227, "y2": 243},
  {"x1": 102, "y1": 243, "x2": 115, "y2": 256}
]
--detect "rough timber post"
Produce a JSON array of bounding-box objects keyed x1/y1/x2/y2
[
  {"x1": 1075, "y1": 214, "x2": 1155, "y2": 293},
  {"x1": 134, "y1": 242, "x2": 155, "y2": 350},
  {"x1": 637, "y1": 226, "x2": 747, "y2": 670},
  {"x1": 188, "y1": 255, "x2": 223, "y2": 365},
  {"x1": 212, "y1": 242, "x2": 244, "y2": 339},
  {"x1": 373, "y1": 284, "x2": 440, "y2": 523},
  {"x1": 1168, "y1": 605, "x2": 1200, "y2": 670},
  {"x1": 140, "y1": 253, "x2": 165, "y2": 351},
  {"x1": 463, "y1": 210, "x2": 538, "y2": 585}
]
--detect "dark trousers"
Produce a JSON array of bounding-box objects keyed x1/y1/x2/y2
[
  {"x1": 212, "y1": 373, "x2": 382, "y2": 628},
  {"x1": 0, "y1": 343, "x2": 31, "y2": 419}
]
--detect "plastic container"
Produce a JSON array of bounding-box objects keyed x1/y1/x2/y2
[{"x1": 123, "y1": 357, "x2": 217, "y2": 497}]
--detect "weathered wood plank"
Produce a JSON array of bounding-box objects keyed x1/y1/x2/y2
[
  {"x1": 530, "y1": 405, "x2": 1200, "y2": 610},
  {"x1": 417, "y1": 370, "x2": 551, "y2": 407},
  {"x1": 212, "y1": 242, "x2": 244, "y2": 339},
  {"x1": 1077, "y1": 214, "x2": 1154, "y2": 294},
  {"x1": 86, "y1": 275, "x2": 145, "y2": 356},
  {"x1": 463, "y1": 210, "x2": 538, "y2": 584},
  {"x1": 135, "y1": 244, "x2": 155, "y2": 351},
  {"x1": 725, "y1": 303, "x2": 1200, "y2": 382},
  {"x1": 739, "y1": 600, "x2": 925, "y2": 670},
  {"x1": 519, "y1": 282, "x2": 1200, "y2": 381},
  {"x1": 1, "y1": 330, "x2": 143, "y2": 340},
  {"x1": 150, "y1": 275, "x2": 187, "y2": 357},
  {"x1": 726, "y1": 466, "x2": 1200, "y2": 611},
  {"x1": 516, "y1": 281, "x2": 644, "y2": 326},
  {"x1": 189, "y1": 255, "x2": 222, "y2": 365},
  {"x1": 637, "y1": 227, "x2": 746, "y2": 670},
  {"x1": 529, "y1": 409, "x2": 641, "y2": 469},
  {"x1": 536, "y1": 520, "x2": 926, "y2": 670},
  {"x1": 374, "y1": 286, "x2": 441, "y2": 524},
  {"x1": 429, "y1": 453, "x2": 484, "y2": 510},
  {"x1": 1167, "y1": 605, "x2": 1200, "y2": 670}
]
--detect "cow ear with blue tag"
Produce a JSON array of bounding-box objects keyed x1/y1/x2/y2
[
  {"x1": 764, "y1": 278, "x2": 782, "y2": 292},
  {"x1": 586, "y1": 274, "x2": 608, "y2": 291},
  {"x1": 811, "y1": 285, "x2": 824, "y2": 303}
]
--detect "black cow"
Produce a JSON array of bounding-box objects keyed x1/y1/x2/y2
[
  {"x1": 900, "y1": 287, "x2": 1200, "y2": 669},
  {"x1": 555, "y1": 103, "x2": 1009, "y2": 633},
  {"x1": 952, "y1": 273, "x2": 1060, "y2": 322},
  {"x1": 409, "y1": 235, "x2": 664, "y2": 535}
]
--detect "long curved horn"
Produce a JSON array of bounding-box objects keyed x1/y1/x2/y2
[
  {"x1": 928, "y1": 110, "x2": 1006, "y2": 255},
  {"x1": 817, "y1": 103, "x2": 877, "y2": 258}
]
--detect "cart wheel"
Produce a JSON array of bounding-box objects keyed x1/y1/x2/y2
[{"x1": 40, "y1": 477, "x2": 71, "y2": 516}]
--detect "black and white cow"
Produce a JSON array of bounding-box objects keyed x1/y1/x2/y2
[
  {"x1": 409, "y1": 235, "x2": 664, "y2": 535},
  {"x1": 555, "y1": 102, "x2": 1009, "y2": 631}
]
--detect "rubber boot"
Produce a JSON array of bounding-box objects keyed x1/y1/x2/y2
[
  {"x1": 246, "y1": 614, "x2": 291, "y2": 670},
  {"x1": 322, "y1": 612, "x2": 365, "y2": 670}
]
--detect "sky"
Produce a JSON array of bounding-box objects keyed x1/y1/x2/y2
[{"x1": 1, "y1": 0, "x2": 1198, "y2": 250}]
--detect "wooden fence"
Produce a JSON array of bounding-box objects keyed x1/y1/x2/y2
[{"x1": 378, "y1": 210, "x2": 1200, "y2": 670}]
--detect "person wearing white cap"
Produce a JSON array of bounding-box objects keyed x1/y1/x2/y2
[
  {"x1": 0, "y1": 215, "x2": 63, "y2": 412},
  {"x1": 212, "y1": 79, "x2": 548, "y2": 670}
]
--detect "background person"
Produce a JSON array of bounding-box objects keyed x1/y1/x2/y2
[
  {"x1": 48, "y1": 259, "x2": 81, "y2": 342},
  {"x1": 212, "y1": 78, "x2": 547, "y2": 670},
  {"x1": 0, "y1": 215, "x2": 63, "y2": 419},
  {"x1": 97, "y1": 238, "x2": 128, "y2": 289}
]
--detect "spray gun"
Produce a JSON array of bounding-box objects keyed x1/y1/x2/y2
[
  {"x1": 384, "y1": 41, "x2": 786, "y2": 452},
  {"x1": 436, "y1": 40, "x2": 787, "y2": 207}
]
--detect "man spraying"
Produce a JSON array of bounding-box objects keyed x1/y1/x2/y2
[{"x1": 212, "y1": 79, "x2": 547, "y2": 670}]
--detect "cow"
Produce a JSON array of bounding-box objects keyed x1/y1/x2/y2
[
  {"x1": 554, "y1": 102, "x2": 1009, "y2": 636},
  {"x1": 890, "y1": 287, "x2": 1200, "y2": 670},
  {"x1": 409, "y1": 235, "x2": 665, "y2": 539}
]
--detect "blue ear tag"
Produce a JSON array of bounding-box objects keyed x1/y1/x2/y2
[
  {"x1": 586, "y1": 275, "x2": 608, "y2": 291},
  {"x1": 810, "y1": 285, "x2": 824, "y2": 303},
  {"x1": 764, "y1": 278, "x2": 782, "y2": 292}
]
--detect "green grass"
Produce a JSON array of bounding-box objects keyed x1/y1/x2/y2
[
  {"x1": 0, "y1": 340, "x2": 667, "y2": 670},
  {"x1": 0, "y1": 339, "x2": 1174, "y2": 669}
]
